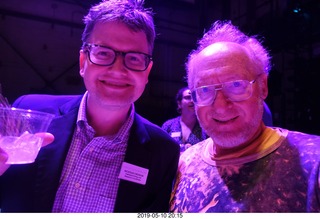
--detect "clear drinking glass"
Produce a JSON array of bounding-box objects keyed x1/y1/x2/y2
[{"x1": 0, "y1": 107, "x2": 54, "y2": 164}]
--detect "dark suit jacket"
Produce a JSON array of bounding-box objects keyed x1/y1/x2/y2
[{"x1": 0, "y1": 94, "x2": 180, "y2": 212}]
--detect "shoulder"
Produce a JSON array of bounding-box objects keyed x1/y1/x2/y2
[
  {"x1": 136, "y1": 114, "x2": 177, "y2": 141},
  {"x1": 135, "y1": 114, "x2": 179, "y2": 148},
  {"x1": 12, "y1": 94, "x2": 82, "y2": 114},
  {"x1": 132, "y1": 114, "x2": 180, "y2": 166},
  {"x1": 282, "y1": 128, "x2": 320, "y2": 161},
  {"x1": 161, "y1": 117, "x2": 180, "y2": 129},
  {"x1": 179, "y1": 139, "x2": 209, "y2": 167},
  {"x1": 286, "y1": 129, "x2": 320, "y2": 147}
]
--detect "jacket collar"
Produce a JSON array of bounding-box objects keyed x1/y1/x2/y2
[{"x1": 33, "y1": 95, "x2": 82, "y2": 211}]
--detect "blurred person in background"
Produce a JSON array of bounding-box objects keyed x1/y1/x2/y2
[{"x1": 162, "y1": 87, "x2": 208, "y2": 153}]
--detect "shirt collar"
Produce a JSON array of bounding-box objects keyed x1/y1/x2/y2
[{"x1": 76, "y1": 91, "x2": 135, "y2": 140}]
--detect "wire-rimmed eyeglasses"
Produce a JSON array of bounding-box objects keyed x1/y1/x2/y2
[
  {"x1": 84, "y1": 43, "x2": 152, "y2": 71},
  {"x1": 191, "y1": 79, "x2": 257, "y2": 106}
]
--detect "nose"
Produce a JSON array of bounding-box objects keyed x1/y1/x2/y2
[
  {"x1": 211, "y1": 90, "x2": 232, "y2": 112},
  {"x1": 110, "y1": 54, "x2": 127, "y2": 72}
]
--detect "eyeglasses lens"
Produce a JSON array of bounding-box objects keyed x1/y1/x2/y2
[
  {"x1": 87, "y1": 44, "x2": 151, "y2": 71},
  {"x1": 191, "y1": 80, "x2": 253, "y2": 106}
]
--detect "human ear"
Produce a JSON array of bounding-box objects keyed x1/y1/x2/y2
[
  {"x1": 260, "y1": 74, "x2": 269, "y2": 100},
  {"x1": 79, "y1": 50, "x2": 86, "y2": 77}
]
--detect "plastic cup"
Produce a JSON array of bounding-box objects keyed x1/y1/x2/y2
[{"x1": 0, "y1": 107, "x2": 54, "y2": 164}]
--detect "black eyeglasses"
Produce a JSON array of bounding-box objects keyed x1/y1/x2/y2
[
  {"x1": 191, "y1": 79, "x2": 256, "y2": 106},
  {"x1": 84, "y1": 43, "x2": 152, "y2": 71}
]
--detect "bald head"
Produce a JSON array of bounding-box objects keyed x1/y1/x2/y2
[{"x1": 189, "y1": 42, "x2": 259, "y2": 90}]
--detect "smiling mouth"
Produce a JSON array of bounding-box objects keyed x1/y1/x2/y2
[
  {"x1": 213, "y1": 116, "x2": 238, "y2": 123},
  {"x1": 101, "y1": 80, "x2": 129, "y2": 88}
]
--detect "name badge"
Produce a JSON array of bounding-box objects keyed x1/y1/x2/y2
[
  {"x1": 171, "y1": 132, "x2": 181, "y2": 138},
  {"x1": 118, "y1": 162, "x2": 149, "y2": 185}
]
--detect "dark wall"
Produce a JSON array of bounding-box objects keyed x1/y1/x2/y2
[{"x1": 1, "y1": 0, "x2": 320, "y2": 134}]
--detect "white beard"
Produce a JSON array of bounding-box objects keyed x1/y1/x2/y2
[{"x1": 204, "y1": 99, "x2": 264, "y2": 149}]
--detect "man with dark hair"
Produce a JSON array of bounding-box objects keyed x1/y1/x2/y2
[
  {"x1": 0, "y1": 0, "x2": 179, "y2": 212},
  {"x1": 162, "y1": 87, "x2": 208, "y2": 153}
]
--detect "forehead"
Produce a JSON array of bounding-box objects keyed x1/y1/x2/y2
[
  {"x1": 192, "y1": 42, "x2": 256, "y2": 84},
  {"x1": 182, "y1": 89, "x2": 191, "y2": 96},
  {"x1": 89, "y1": 21, "x2": 149, "y2": 52}
]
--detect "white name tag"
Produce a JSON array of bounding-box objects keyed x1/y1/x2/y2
[
  {"x1": 171, "y1": 132, "x2": 181, "y2": 138},
  {"x1": 118, "y1": 162, "x2": 149, "y2": 185}
]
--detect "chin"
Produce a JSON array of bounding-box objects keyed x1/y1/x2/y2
[
  {"x1": 209, "y1": 118, "x2": 262, "y2": 148},
  {"x1": 211, "y1": 132, "x2": 249, "y2": 148},
  {"x1": 100, "y1": 98, "x2": 133, "y2": 109}
]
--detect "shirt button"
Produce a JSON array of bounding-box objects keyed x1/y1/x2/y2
[{"x1": 75, "y1": 182, "x2": 81, "y2": 188}]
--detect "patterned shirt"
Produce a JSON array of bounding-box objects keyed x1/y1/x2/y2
[
  {"x1": 161, "y1": 116, "x2": 208, "y2": 152},
  {"x1": 52, "y1": 92, "x2": 134, "y2": 212},
  {"x1": 170, "y1": 127, "x2": 320, "y2": 212}
]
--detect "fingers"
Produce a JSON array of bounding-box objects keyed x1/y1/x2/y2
[
  {"x1": 0, "y1": 132, "x2": 54, "y2": 176},
  {"x1": 0, "y1": 148, "x2": 9, "y2": 176},
  {"x1": 34, "y1": 132, "x2": 55, "y2": 147}
]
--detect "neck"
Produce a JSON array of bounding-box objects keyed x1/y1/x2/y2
[
  {"x1": 180, "y1": 112, "x2": 197, "y2": 128},
  {"x1": 215, "y1": 122, "x2": 267, "y2": 158},
  {"x1": 86, "y1": 99, "x2": 131, "y2": 137}
]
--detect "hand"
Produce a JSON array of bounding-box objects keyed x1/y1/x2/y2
[
  {"x1": 0, "y1": 148, "x2": 9, "y2": 175},
  {"x1": 185, "y1": 143, "x2": 192, "y2": 149},
  {"x1": 35, "y1": 132, "x2": 55, "y2": 146},
  {"x1": 0, "y1": 132, "x2": 54, "y2": 176}
]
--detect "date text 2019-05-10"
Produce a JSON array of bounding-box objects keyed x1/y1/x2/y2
[{"x1": 137, "y1": 213, "x2": 183, "y2": 218}]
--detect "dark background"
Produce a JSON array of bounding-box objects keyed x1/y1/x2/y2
[{"x1": 0, "y1": 0, "x2": 319, "y2": 134}]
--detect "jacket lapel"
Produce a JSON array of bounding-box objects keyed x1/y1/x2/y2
[
  {"x1": 33, "y1": 96, "x2": 81, "y2": 211},
  {"x1": 114, "y1": 113, "x2": 153, "y2": 212}
]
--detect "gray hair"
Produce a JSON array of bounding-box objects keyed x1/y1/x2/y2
[{"x1": 186, "y1": 20, "x2": 271, "y2": 89}]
